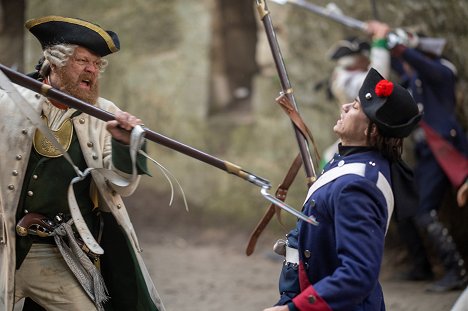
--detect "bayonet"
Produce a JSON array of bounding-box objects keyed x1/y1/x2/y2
[
  {"x1": 270, "y1": 0, "x2": 447, "y2": 56},
  {"x1": 270, "y1": 0, "x2": 366, "y2": 30}
]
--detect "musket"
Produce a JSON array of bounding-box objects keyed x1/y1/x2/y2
[
  {"x1": 270, "y1": 0, "x2": 447, "y2": 56},
  {"x1": 255, "y1": 0, "x2": 318, "y2": 184},
  {"x1": 245, "y1": 0, "x2": 320, "y2": 256},
  {"x1": 270, "y1": 0, "x2": 366, "y2": 30},
  {"x1": 0, "y1": 64, "x2": 318, "y2": 226}
]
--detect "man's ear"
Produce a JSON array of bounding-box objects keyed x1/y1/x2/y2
[{"x1": 365, "y1": 123, "x2": 378, "y2": 137}]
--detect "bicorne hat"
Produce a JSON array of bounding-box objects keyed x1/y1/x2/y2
[
  {"x1": 359, "y1": 68, "x2": 422, "y2": 138},
  {"x1": 25, "y1": 16, "x2": 120, "y2": 57},
  {"x1": 328, "y1": 36, "x2": 370, "y2": 60}
]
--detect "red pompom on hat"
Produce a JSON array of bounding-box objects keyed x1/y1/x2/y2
[{"x1": 375, "y1": 80, "x2": 394, "y2": 97}]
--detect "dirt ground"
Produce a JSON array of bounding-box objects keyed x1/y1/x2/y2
[{"x1": 126, "y1": 188, "x2": 465, "y2": 311}]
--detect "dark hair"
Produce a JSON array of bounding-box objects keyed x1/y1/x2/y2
[{"x1": 366, "y1": 122, "x2": 404, "y2": 161}]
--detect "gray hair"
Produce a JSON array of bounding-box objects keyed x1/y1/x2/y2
[{"x1": 39, "y1": 43, "x2": 108, "y2": 77}]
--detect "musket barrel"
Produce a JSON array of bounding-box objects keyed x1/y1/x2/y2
[
  {"x1": 271, "y1": 0, "x2": 366, "y2": 30},
  {"x1": 256, "y1": 0, "x2": 317, "y2": 185}
]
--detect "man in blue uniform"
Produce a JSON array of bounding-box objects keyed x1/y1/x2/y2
[
  {"x1": 391, "y1": 36, "x2": 468, "y2": 291},
  {"x1": 264, "y1": 68, "x2": 421, "y2": 311}
]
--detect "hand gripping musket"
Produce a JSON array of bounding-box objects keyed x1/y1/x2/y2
[
  {"x1": 0, "y1": 64, "x2": 318, "y2": 226},
  {"x1": 245, "y1": 0, "x2": 322, "y2": 256}
]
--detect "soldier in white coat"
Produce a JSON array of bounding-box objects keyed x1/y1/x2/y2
[{"x1": 0, "y1": 16, "x2": 165, "y2": 311}]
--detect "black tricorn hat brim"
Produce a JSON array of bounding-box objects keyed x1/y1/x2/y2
[
  {"x1": 359, "y1": 68, "x2": 422, "y2": 138},
  {"x1": 328, "y1": 37, "x2": 370, "y2": 60},
  {"x1": 25, "y1": 16, "x2": 120, "y2": 57}
]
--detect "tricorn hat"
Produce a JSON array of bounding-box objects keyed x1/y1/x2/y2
[
  {"x1": 25, "y1": 16, "x2": 120, "y2": 57},
  {"x1": 328, "y1": 36, "x2": 370, "y2": 60},
  {"x1": 359, "y1": 68, "x2": 422, "y2": 138}
]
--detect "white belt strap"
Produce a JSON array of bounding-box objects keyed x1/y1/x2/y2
[
  {"x1": 303, "y1": 163, "x2": 394, "y2": 232},
  {"x1": 285, "y1": 245, "x2": 300, "y2": 265}
]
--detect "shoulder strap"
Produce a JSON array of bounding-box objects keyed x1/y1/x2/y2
[{"x1": 304, "y1": 163, "x2": 394, "y2": 232}]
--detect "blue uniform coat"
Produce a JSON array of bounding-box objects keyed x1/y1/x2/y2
[
  {"x1": 392, "y1": 48, "x2": 468, "y2": 213},
  {"x1": 277, "y1": 149, "x2": 392, "y2": 311}
]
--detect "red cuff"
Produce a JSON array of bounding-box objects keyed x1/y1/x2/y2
[{"x1": 292, "y1": 285, "x2": 332, "y2": 311}]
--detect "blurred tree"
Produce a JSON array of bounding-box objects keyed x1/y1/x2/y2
[{"x1": 208, "y1": 0, "x2": 259, "y2": 117}]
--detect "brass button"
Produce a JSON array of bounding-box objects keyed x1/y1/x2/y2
[
  {"x1": 27, "y1": 191, "x2": 34, "y2": 197},
  {"x1": 308, "y1": 295, "x2": 316, "y2": 304},
  {"x1": 16, "y1": 155, "x2": 22, "y2": 160},
  {"x1": 87, "y1": 142, "x2": 94, "y2": 147},
  {"x1": 12, "y1": 170, "x2": 19, "y2": 176},
  {"x1": 304, "y1": 250, "x2": 311, "y2": 258},
  {"x1": 117, "y1": 204, "x2": 122, "y2": 209},
  {"x1": 79, "y1": 118, "x2": 85, "y2": 124},
  {"x1": 8, "y1": 185, "x2": 15, "y2": 190}
]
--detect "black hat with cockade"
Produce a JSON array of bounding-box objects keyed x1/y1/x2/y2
[
  {"x1": 359, "y1": 68, "x2": 422, "y2": 138},
  {"x1": 25, "y1": 16, "x2": 120, "y2": 57}
]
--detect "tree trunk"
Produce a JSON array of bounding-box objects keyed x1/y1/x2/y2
[{"x1": 208, "y1": 0, "x2": 258, "y2": 117}]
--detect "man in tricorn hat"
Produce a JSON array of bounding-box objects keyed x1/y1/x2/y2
[
  {"x1": 0, "y1": 16, "x2": 165, "y2": 310},
  {"x1": 327, "y1": 21, "x2": 391, "y2": 107},
  {"x1": 264, "y1": 68, "x2": 421, "y2": 311}
]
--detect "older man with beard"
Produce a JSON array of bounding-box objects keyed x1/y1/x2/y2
[{"x1": 0, "y1": 16, "x2": 165, "y2": 311}]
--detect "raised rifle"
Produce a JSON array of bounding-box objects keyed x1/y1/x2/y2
[
  {"x1": 245, "y1": 0, "x2": 322, "y2": 256},
  {"x1": 0, "y1": 64, "x2": 318, "y2": 226},
  {"x1": 271, "y1": 0, "x2": 366, "y2": 30},
  {"x1": 270, "y1": 0, "x2": 447, "y2": 56}
]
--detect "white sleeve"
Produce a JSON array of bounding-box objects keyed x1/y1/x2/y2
[
  {"x1": 331, "y1": 68, "x2": 367, "y2": 104},
  {"x1": 369, "y1": 47, "x2": 390, "y2": 79}
]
